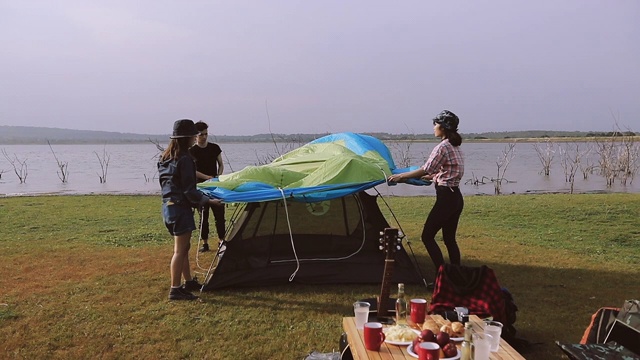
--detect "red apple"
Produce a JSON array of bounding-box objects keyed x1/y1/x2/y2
[
  {"x1": 443, "y1": 342, "x2": 458, "y2": 358},
  {"x1": 435, "y1": 331, "x2": 450, "y2": 347},
  {"x1": 419, "y1": 329, "x2": 436, "y2": 343}
]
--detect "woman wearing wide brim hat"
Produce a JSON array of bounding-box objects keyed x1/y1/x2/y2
[
  {"x1": 170, "y1": 119, "x2": 200, "y2": 139},
  {"x1": 158, "y1": 119, "x2": 224, "y2": 301}
]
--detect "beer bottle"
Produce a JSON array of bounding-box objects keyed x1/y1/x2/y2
[
  {"x1": 395, "y1": 283, "x2": 407, "y2": 325},
  {"x1": 460, "y1": 322, "x2": 473, "y2": 360}
]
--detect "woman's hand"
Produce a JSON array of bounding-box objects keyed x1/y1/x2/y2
[
  {"x1": 387, "y1": 174, "x2": 403, "y2": 183},
  {"x1": 421, "y1": 174, "x2": 434, "y2": 181},
  {"x1": 209, "y1": 198, "x2": 223, "y2": 206}
]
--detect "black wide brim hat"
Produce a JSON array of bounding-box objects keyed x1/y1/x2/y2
[{"x1": 170, "y1": 119, "x2": 199, "y2": 139}]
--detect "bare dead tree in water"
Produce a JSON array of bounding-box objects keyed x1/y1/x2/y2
[
  {"x1": 144, "y1": 138, "x2": 165, "y2": 182},
  {"x1": 143, "y1": 167, "x2": 160, "y2": 183},
  {"x1": 47, "y1": 140, "x2": 69, "y2": 183},
  {"x1": 254, "y1": 100, "x2": 309, "y2": 165},
  {"x1": 464, "y1": 172, "x2": 488, "y2": 186},
  {"x1": 94, "y1": 146, "x2": 110, "y2": 184},
  {"x1": 593, "y1": 115, "x2": 639, "y2": 186},
  {"x1": 2, "y1": 148, "x2": 28, "y2": 183},
  {"x1": 595, "y1": 137, "x2": 617, "y2": 187},
  {"x1": 148, "y1": 138, "x2": 165, "y2": 155},
  {"x1": 579, "y1": 150, "x2": 597, "y2": 180},
  {"x1": 265, "y1": 100, "x2": 282, "y2": 159},
  {"x1": 492, "y1": 142, "x2": 516, "y2": 194},
  {"x1": 389, "y1": 140, "x2": 414, "y2": 169},
  {"x1": 532, "y1": 139, "x2": 555, "y2": 176},
  {"x1": 254, "y1": 135, "x2": 306, "y2": 165},
  {"x1": 389, "y1": 126, "x2": 418, "y2": 169},
  {"x1": 616, "y1": 127, "x2": 639, "y2": 185},
  {"x1": 559, "y1": 142, "x2": 590, "y2": 194},
  {"x1": 609, "y1": 110, "x2": 639, "y2": 186},
  {"x1": 594, "y1": 116, "x2": 621, "y2": 186}
]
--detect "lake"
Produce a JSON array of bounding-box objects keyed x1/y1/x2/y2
[{"x1": 0, "y1": 141, "x2": 638, "y2": 197}]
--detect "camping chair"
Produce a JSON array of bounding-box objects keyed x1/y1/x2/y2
[{"x1": 556, "y1": 299, "x2": 640, "y2": 359}]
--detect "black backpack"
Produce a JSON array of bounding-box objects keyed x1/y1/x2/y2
[
  {"x1": 501, "y1": 287, "x2": 518, "y2": 340},
  {"x1": 501, "y1": 287, "x2": 540, "y2": 353}
]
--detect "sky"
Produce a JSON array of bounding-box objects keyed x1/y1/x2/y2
[{"x1": 1, "y1": 1, "x2": 639, "y2": 136}]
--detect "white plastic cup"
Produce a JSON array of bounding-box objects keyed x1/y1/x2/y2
[
  {"x1": 472, "y1": 333, "x2": 493, "y2": 360},
  {"x1": 353, "y1": 301, "x2": 370, "y2": 330},
  {"x1": 484, "y1": 320, "x2": 503, "y2": 352}
]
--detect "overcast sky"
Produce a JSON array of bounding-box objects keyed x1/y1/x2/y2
[{"x1": 1, "y1": 1, "x2": 639, "y2": 136}]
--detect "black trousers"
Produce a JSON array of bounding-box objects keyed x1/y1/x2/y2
[
  {"x1": 421, "y1": 185, "x2": 464, "y2": 272},
  {"x1": 197, "y1": 204, "x2": 226, "y2": 241}
]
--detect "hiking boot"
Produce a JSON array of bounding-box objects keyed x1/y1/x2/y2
[
  {"x1": 168, "y1": 287, "x2": 198, "y2": 301},
  {"x1": 183, "y1": 278, "x2": 203, "y2": 292},
  {"x1": 199, "y1": 243, "x2": 210, "y2": 253}
]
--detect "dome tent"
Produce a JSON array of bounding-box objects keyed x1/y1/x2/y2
[{"x1": 198, "y1": 132, "x2": 429, "y2": 289}]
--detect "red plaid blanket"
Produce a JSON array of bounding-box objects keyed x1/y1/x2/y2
[{"x1": 429, "y1": 264, "x2": 507, "y2": 324}]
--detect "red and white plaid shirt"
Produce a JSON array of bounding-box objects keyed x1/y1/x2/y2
[{"x1": 421, "y1": 139, "x2": 464, "y2": 187}]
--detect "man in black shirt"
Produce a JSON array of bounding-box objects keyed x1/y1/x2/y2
[{"x1": 190, "y1": 121, "x2": 226, "y2": 252}]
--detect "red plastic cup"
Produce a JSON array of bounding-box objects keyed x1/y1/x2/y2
[
  {"x1": 418, "y1": 341, "x2": 440, "y2": 360},
  {"x1": 363, "y1": 322, "x2": 386, "y2": 351},
  {"x1": 410, "y1": 298, "x2": 428, "y2": 323}
]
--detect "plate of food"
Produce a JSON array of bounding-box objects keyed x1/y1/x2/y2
[
  {"x1": 383, "y1": 325, "x2": 420, "y2": 346},
  {"x1": 422, "y1": 318, "x2": 465, "y2": 341},
  {"x1": 407, "y1": 343, "x2": 461, "y2": 359}
]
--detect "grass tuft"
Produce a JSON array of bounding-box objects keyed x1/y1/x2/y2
[{"x1": 0, "y1": 306, "x2": 18, "y2": 321}]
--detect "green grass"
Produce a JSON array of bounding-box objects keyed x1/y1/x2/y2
[{"x1": 0, "y1": 194, "x2": 638, "y2": 359}]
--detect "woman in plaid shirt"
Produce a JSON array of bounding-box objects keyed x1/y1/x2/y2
[{"x1": 387, "y1": 110, "x2": 464, "y2": 273}]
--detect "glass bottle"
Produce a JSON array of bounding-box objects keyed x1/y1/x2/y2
[
  {"x1": 395, "y1": 283, "x2": 407, "y2": 325},
  {"x1": 460, "y1": 322, "x2": 473, "y2": 360}
]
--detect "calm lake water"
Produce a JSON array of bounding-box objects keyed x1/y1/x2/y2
[{"x1": 0, "y1": 142, "x2": 638, "y2": 197}]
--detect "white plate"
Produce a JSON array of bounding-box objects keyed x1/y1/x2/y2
[
  {"x1": 407, "y1": 343, "x2": 461, "y2": 359},
  {"x1": 383, "y1": 328, "x2": 420, "y2": 346},
  {"x1": 450, "y1": 336, "x2": 464, "y2": 342}
]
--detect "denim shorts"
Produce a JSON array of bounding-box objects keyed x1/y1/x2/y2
[{"x1": 162, "y1": 202, "x2": 196, "y2": 236}]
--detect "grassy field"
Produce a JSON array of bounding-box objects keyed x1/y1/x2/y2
[{"x1": 0, "y1": 194, "x2": 638, "y2": 359}]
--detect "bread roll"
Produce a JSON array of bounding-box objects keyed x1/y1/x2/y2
[
  {"x1": 451, "y1": 321, "x2": 464, "y2": 335},
  {"x1": 440, "y1": 324, "x2": 454, "y2": 336},
  {"x1": 435, "y1": 318, "x2": 451, "y2": 328},
  {"x1": 422, "y1": 320, "x2": 440, "y2": 334}
]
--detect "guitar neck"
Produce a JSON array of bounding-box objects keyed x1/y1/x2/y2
[{"x1": 377, "y1": 258, "x2": 395, "y2": 317}]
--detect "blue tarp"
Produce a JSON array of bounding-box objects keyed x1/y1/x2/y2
[{"x1": 198, "y1": 132, "x2": 430, "y2": 203}]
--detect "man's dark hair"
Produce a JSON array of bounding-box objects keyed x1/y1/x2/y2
[{"x1": 194, "y1": 121, "x2": 208, "y2": 132}]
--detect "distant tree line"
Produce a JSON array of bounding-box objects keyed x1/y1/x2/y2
[
  {"x1": 585, "y1": 131, "x2": 636, "y2": 137},
  {"x1": 0, "y1": 125, "x2": 636, "y2": 145}
]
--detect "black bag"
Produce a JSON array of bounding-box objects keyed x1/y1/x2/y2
[
  {"x1": 501, "y1": 287, "x2": 518, "y2": 340},
  {"x1": 338, "y1": 332, "x2": 353, "y2": 360}
]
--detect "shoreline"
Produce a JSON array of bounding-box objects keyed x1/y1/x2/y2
[
  {"x1": 2, "y1": 136, "x2": 636, "y2": 145},
  {"x1": 2, "y1": 188, "x2": 636, "y2": 199}
]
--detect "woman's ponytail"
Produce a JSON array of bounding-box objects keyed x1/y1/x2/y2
[{"x1": 447, "y1": 130, "x2": 462, "y2": 147}]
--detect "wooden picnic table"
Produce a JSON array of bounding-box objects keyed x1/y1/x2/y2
[{"x1": 342, "y1": 314, "x2": 526, "y2": 360}]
